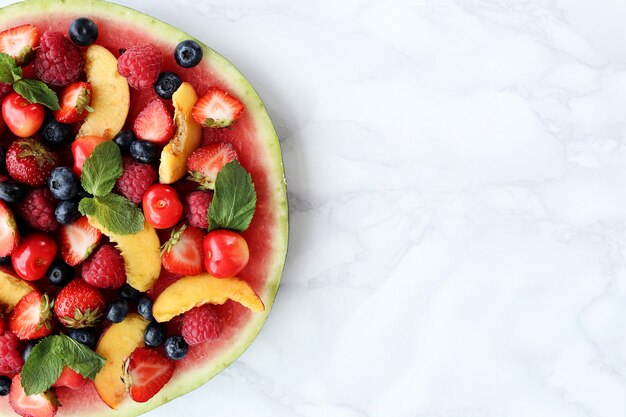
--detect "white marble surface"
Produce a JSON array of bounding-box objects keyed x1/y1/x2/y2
[{"x1": 5, "y1": 0, "x2": 626, "y2": 416}]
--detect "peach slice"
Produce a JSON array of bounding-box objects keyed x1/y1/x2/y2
[
  {"x1": 0, "y1": 267, "x2": 34, "y2": 313},
  {"x1": 152, "y1": 274, "x2": 264, "y2": 322},
  {"x1": 159, "y1": 82, "x2": 202, "y2": 184},
  {"x1": 94, "y1": 313, "x2": 149, "y2": 409}
]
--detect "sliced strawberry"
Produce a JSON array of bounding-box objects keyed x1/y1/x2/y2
[
  {"x1": 133, "y1": 99, "x2": 174, "y2": 145},
  {"x1": 9, "y1": 374, "x2": 58, "y2": 417},
  {"x1": 52, "y1": 366, "x2": 87, "y2": 389},
  {"x1": 54, "y1": 82, "x2": 93, "y2": 124},
  {"x1": 192, "y1": 87, "x2": 244, "y2": 128},
  {"x1": 123, "y1": 347, "x2": 175, "y2": 403},
  {"x1": 9, "y1": 292, "x2": 54, "y2": 340},
  {"x1": 60, "y1": 216, "x2": 102, "y2": 266},
  {"x1": 0, "y1": 200, "x2": 19, "y2": 257},
  {"x1": 0, "y1": 25, "x2": 39, "y2": 66},
  {"x1": 186, "y1": 142, "x2": 238, "y2": 190},
  {"x1": 161, "y1": 224, "x2": 204, "y2": 275}
]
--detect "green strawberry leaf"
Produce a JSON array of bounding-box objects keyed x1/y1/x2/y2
[
  {"x1": 93, "y1": 193, "x2": 144, "y2": 235},
  {"x1": 81, "y1": 141, "x2": 123, "y2": 197},
  {"x1": 0, "y1": 52, "x2": 18, "y2": 85},
  {"x1": 208, "y1": 160, "x2": 257, "y2": 232},
  {"x1": 13, "y1": 79, "x2": 60, "y2": 110}
]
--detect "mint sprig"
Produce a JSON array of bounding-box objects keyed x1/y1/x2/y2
[
  {"x1": 79, "y1": 141, "x2": 145, "y2": 235},
  {"x1": 0, "y1": 52, "x2": 59, "y2": 110},
  {"x1": 208, "y1": 161, "x2": 257, "y2": 232},
  {"x1": 20, "y1": 334, "x2": 105, "y2": 396}
]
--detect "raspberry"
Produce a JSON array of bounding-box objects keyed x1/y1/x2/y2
[
  {"x1": 82, "y1": 245, "x2": 126, "y2": 289},
  {"x1": 0, "y1": 330, "x2": 22, "y2": 376},
  {"x1": 116, "y1": 157, "x2": 157, "y2": 204},
  {"x1": 181, "y1": 305, "x2": 221, "y2": 346},
  {"x1": 117, "y1": 44, "x2": 162, "y2": 90},
  {"x1": 18, "y1": 188, "x2": 58, "y2": 232},
  {"x1": 185, "y1": 191, "x2": 212, "y2": 229},
  {"x1": 34, "y1": 31, "x2": 83, "y2": 86},
  {"x1": 0, "y1": 82, "x2": 11, "y2": 99}
]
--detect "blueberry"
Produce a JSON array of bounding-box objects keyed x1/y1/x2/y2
[
  {"x1": 40, "y1": 116, "x2": 72, "y2": 145},
  {"x1": 130, "y1": 140, "x2": 158, "y2": 164},
  {"x1": 106, "y1": 299, "x2": 129, "y2": 323},
  {"x1": 22, "y1": 340, "x2": 39, "y2": 362},
  {"x1": 48, "y1": 167, "x2": 79, "y2": 200},
  {"x1": 0, "y1": 181, "x2": 26, "y2": 203},
  {"x1": 69, "y1": 17, "x2": 98, "y2": 47},
  {"x1": 119, "y1": 283, "x2": 141, "y2": 303},
  {"x1": 144, "y1": 321, "x2": 167, "y2": 347},
  {"x1": 154, "y1": 72, "x2": 182, "y2": 100},
  {"x1": 174, "y1": 40, "x2": 203, "y2": 68},
  {"x1": 113, "y1": 130, "x2": 135, "y2": 153},
  {"x1": 164, "y1": 335, "x2": 188, "y2": 360},
  {"x1": 68, "y1": 329, "x2": 97, "y2": 349},
  {"x1": 0, "y1": 375, "x2": 10, "y2": 396},
  {"x1": 46, "y1": 260, "x2": 74, "y2": 286},
  {"x1": 55, "y1": 200, "x2": 80, "y2": 225},
  {"x1": 0, "y1": 256, "x2": 10, "y2": 265},
  {"x1": 137, "y1": 297, "x2": 153, "y2": 321}
]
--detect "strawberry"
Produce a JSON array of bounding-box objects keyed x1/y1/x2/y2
[
  {"x1": 53, "y1": 280, "x2": 105, "y2": 328},
  {"x1": 123, "y1": 347, "x2": 174, "y2": 403},
  {"x1": 9, "y1": 292, "x2": 54, "y2": 340},
  {"x1": 59, "y1": 216, "x2": 102, "y2": 266},
  {"x1": 6, "y1": 138, "x2": 58, "y2": 187},
  {"x1": 9, "y1": 374, "x2": 58, "y2": 417},
  {"x1": 161, "y1": 224, "x2": 204, "y2": 275},
  {"x1": 187, "y1": 142, "x2": 238, "y2": 190},
  {"x1": 54, "y1": 82, "x2": 93, "y2": 124},
  {"x1": 0, "y1": 24, "x2": 39, "y2": 66},
  {"x1": 133, "y1": 99, "x2": 174, "y2": 145},
  {"x1": 192, "y1": 87, "x2": 244, "y2": 128},
  {"x1": 0, "y1": 200, "x2": 19, "y2": 257},
  {"x1": 52, "y1": 366, "x2": 86, "y2": 389}
]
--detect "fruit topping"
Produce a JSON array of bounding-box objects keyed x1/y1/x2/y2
[
  {"x1": 0, "y1": 200, "x2": 18, "y2": 257},
  {"x1": 0, "y1": 268, "x2": 35, "y2": 313},
  {"x1": 117, "y1": 44, "x2": 162, "y2": 90},
  {"x1": 59, "y1": 216, "x2": 102, "y2": 266},
  {"x1": 71, "y1": 135, "x2": 107, "y2": 176},
  {"x1": 68, "y1": 17, "x2": 98, "y2": 47},
  {"x1": 17, "y1": 188, "x2": 59, "y2": 232},
  {"x1": 187, "y1": 142, "x2": 238, "y2": 190},
  {"x1": 52, "y1": 366, "x2": 87, "y2": 389},
  {"x1": 185, "y1": 191, "x2": 212, "y2": 229},
  {"x1": 203, "y1": 229, "x2": 250, "y2": 278},
  {"x1": 2, "y1": 92, "x2": 44, "y2": 137},
  {"x1": 144, "y1": 321, "x2": 166, "y2": 348},
  {"x1": 34, "y1": 31, "x2": 83, "y2": 86},
  {"x1": 115, "y1": 157, "x2": 157, "y2": 204},
  {"x1": 54, "y1": 279, "x2": 105, "y2": 328},
  {"x1": 67, "y1": 328, "x2": 96, "y2": 350},
  {"x1": 133, "y1": 98, "x2": 175, "y2": 145},
  {"x1": 113, "y1": 129, "x2": 135, "y2": 152},
  {"x1": 12, "y1": 234, "x2": 58, "y2": 281},
  {"x1": 163, "y1": 335, "x2": 188, "y2": 361},
  {"x1": 9, "y1": 292, "x2": 54, "y2": 340},
  {"x1": 48, "y1": 166, "x2": 79, "y2": 201},
  {"x1": 40, "y1": 116, "x2": 72, "y2": 146},
  {"x1": 54, "y1": 81, "x2": 93, "y2": 124},
  {"x1": 137, "y1": 296, "x2": 154, "y2": 322},
  {"x1": 0, "y1": 24, "x2": 38, "y2": 65},
  {"x1": 0, "y1": 375, "x2": 10, "y2": 396},
  {"x1": 174, "y1": 40, "x2": 203, "y2": 68},
  {"x1": 192, "y1": 87, "x2": 243, "y2": 128},
  {"x1": 130, "y1": 139, "x2": 158, "y2": 164},
  {"x1": 82, "y1": 244, "x2": 126, "y2": 289},
  {"x1": 7, "y1": 138, "x2": 58, "y2": 187},
  {"x1": 0, "y1": 330, "x2": 22, "y2": 376},
  {"x1": 181, "y1": 304, "x2": 221, "y2": 346},
  {"x1": 123, "y1": 347, "x2": 174, "y2": 403},
  {"x1": 142, "y1": 184, "x2": 183, "y2": 229},
  {"x1": 8, "y1": 374, "x2": 58, "y2": 417},
  {"x1": 0, "y1": 178, "x2": 26, "y2": 203},
  {"x1": 154, "y1": 71, "x2": 182, "y2": 100},
  {"x1": 119, "y1": 283, "x2": 141, "y2": 303},
  {"x1": 54, "y1": 200, "x2": 80, "y2": 225},
  {"x1": 161, "y1": 224, "x2": 204, "y2": 275},
  {"x1": 105, "y1": 299, "x2": 129, "y2": 323},
  {"x1": 46, "y1": 259, "x2": 74, "y2": 287}
]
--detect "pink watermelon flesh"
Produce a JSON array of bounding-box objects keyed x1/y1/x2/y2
[{"x1": 0, "y1": 0, "x2": 288, "y2": 416}]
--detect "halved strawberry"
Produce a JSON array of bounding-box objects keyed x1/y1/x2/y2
[
  {"x1": 0, "y1": 25, "x2": 39, "y2": 66},
  {"x1": 52, "y1": 366, "x2": 86, "y2": 389},
  {"x1": 9, "y1": 292, "x2": 54, "y2": 340},
  {"x1": 60, "y1": 216, "x2": 103, "y2": 266},
  {"x1": 9, "y1": 374, "x2": 58, "y2": 417},
  {"x1": 0, "y1": 200, "x2": 19, "y2": 257},
  {"x1": 54, "y1": 82, "x2": 93, "y2": 124},
  {"x1": 123, "y1": 347, "x2": 175, "y2": 403},
  {"x1": 133, "y1": 99, "x2": 174, "y2": 144},
  {"x1": 161, "y1": 224, "x2": 204, "y2": 275},
  {"x1": 187, "y1": 142, "x2": 238, "y2": 190},
  {"x1": 192, "y1": 87, "x2": 244, "y2": 128}
]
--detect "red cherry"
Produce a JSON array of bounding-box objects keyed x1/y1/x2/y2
[
  {"x1": 142, "y1": 184, "x2": 183, "y2": 229},
  {"x1": 71, "y1": 135, "x2": 108, "y2": 176},
  {"x1": 1, "y1": 93, "x2": 44, "y2": 138},
  {"x1": 12, "y1": 233, "x2": 58, "y2": 281},
  {"x1": 202, "y1": 230, "x2": 249, "y2": 278}
]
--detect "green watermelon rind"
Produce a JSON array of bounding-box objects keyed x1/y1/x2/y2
[{"x1": 0, "y1": 0, "x2": 288, "y2": 416}]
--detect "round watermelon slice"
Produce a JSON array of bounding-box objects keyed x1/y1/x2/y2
[{"x1": 0, "y1": 0, "x2": 288, "y2": 416}]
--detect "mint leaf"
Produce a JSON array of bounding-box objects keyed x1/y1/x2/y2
[
  {"x1": 57, "y1": 334, "x2": 105, "y2": 380},
  {"x1": 93, "y1": 194, "x2": 144, "y2": 235},
  {"x1": 13, "y1": 79, "x2": 60, "y2": 110},
  {"x1": 79, "y1": 197, "x2": 97, "y2": 216},
  {"x1": 208, "y1": 161, "x2": 257, "y2": 232},
  {"x1": 20, "y1": 338, "x2": 65, "y2": 396},
  {"x1": 0, "y1": 53, "x2": 17, "y2": 84},
  {"x1": 11, "y1": 66, "x2": 22, "y2": 82},
  {"x1": 81, "y1": 141, "x2": 123, "y2": 197}
]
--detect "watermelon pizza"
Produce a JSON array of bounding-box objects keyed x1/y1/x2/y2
[{"x1": 0, "y1": 0, "x2": 288, "y2": 416}]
